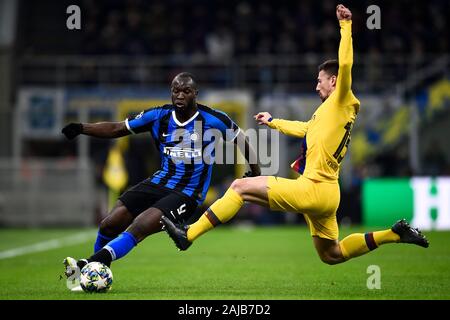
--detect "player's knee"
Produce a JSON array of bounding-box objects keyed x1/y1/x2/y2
[
  {"x1": 318, "y1": 252, "x2": 343, "y2": 265},
  {"x1": 99, "y1": 217, "x2": 118, "y2": 238},
  {"x1": 320, "y1": 255, "x2": 338, "y2": 265}
]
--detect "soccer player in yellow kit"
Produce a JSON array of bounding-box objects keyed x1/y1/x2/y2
[{"x1": 161, "y1": 4, "x2": 429, "y2": 264}]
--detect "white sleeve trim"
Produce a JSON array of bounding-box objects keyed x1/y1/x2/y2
[{"x1": 125, "y1": 119, "x2": 136, "y2": 134}]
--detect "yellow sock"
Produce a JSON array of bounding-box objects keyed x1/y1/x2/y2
[
  {"x1": 339, "y1": 233, "x2": 368, "y2": 260},
  {"x1": 187, "y1": 188, "x2": 244, "y2": 242},
  {"x1": 339, "y1": 229, "x2": 400, "y2": 260},
  {"x1": 372, "y1": 229, "x2": 400, "y2": 245}
]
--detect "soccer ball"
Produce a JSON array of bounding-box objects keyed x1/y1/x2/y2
[{"x1": 80, "y1": 262, "x2": 113, "y2": 293}]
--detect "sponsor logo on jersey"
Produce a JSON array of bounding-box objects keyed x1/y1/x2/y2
[{"x1": 163, "y1": 146, "x2": 202, "y2": 159}]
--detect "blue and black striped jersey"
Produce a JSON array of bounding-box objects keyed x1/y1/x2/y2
[{"x1": 125, "y1": 104, "x2": 240, "y2": 204}]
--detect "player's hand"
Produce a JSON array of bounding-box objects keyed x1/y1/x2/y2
[
  {"x1": 254, "y1": 112, "x2": 272, "y2": 126},
  {"x1": 62, "y1": 123, "x2": 83, "y2": 140},
  {"x1": 336, "y1": 4, "x2": 352, "y2": 21}
]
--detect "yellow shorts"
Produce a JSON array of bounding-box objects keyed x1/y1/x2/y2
[{"x1": 267, "y1": 175, "x2": 340, "y2": 240}]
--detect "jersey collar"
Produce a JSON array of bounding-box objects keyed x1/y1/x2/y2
[{"x1": 172, "y1": 110, "x2": 199, "y2": 127}]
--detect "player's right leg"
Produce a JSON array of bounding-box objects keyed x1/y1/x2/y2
[
  {"x1": 337, "y1": 219, "x2": 429, "y2": 262},
  {"x1": 63, "y1": 200, "x2": 134, "y2": 289},
  {"x1": 64, "y1": 208, "x2": 165, "y2": 285},
  {"x1": 62, "y1": 181, "x2": 157, "y2": 288},
  {"x1": 299, "y1": 181, "x2": 429, "y2": 264},
  {"x1": 85, "y1": 207, "x2": 164, "y2": 267},
  {"x1": 94, "y1": 200, "x2": 135, "y2": 253},
  {"x1": 84, "y1": 189, "x2": 199, "y2": 266},
  {"x1": 307, "y1": 216, "x2": 429, "y2": 265}
]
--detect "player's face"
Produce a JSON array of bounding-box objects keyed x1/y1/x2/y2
[
  {"x1": 316, "y1": 70, "x2": 336, "y2": 102},
  {"x1": 171, "y1": 79, "x2": 197, "y2": 110}
]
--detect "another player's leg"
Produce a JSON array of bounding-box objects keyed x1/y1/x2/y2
[
  {"x1": 311, "y1": 219, "x2": 429, "y2": 265},
  {"x1": 161, "y1": 176, "x2": 270, "y2": 250},
  {"x1": 304, "y1": 213, "x2": 347, "y2": 265},
  {"x1": 312, "y1": 237, "x2": 345, "y2": 265},
  {"x1": 300, "y1": 178, "x2": 429, "y2": 264},
  {"x1": 188, "y1": 176, "x2": 269, "y2": 240},
  {"x1": 338, "y1": 219, "x2": 429, "y2": 261}
]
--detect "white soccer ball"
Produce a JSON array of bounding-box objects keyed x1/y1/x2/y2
[{"x1": 80, "y1": 262, "x2": 113, "y2": 293}]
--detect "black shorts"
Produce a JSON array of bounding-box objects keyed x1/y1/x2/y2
[{"x1": 118, "y1": 181, "x2": 198, "y2": 224}]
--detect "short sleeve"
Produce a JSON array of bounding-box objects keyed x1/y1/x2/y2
[
  {"x1": 212, "y1": 110, "x2": 240, "y2": 142},
  {"x1": 125, "y1": 107, "x2": 164, "y2": 134}
]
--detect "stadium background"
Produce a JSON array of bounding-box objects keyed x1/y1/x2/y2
[
  {"x1": 1, "y1": 0, "x2": 448, "y2": 230},
  {"x1": 0, "y1": 0, "x2": 449, "y2": 302}
]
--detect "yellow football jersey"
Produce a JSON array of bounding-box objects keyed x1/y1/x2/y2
[{"x1": 268, "y1": 20, "x2": 360, "y2": 183}]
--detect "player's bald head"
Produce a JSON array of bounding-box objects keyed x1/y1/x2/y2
[{"x1": 171, "y1": 72, "x2": 198, "y2": 91}]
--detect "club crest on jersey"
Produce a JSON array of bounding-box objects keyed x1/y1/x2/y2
[
  {"x1": 190, "y1": 132, "x2": 199, "y2": 142},
  {"x1": 135, "y1": 111, "x2": 144, "y2": 119}
]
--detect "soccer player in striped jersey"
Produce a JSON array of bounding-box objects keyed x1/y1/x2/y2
[
  {"x1": 161, "y1": 5, "x2": 429, "y2": 265},
  {"x1": 61, "y1": 72, "x2": 260, "y2": 286}
]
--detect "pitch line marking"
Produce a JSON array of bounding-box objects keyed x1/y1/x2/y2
[{"x1": 0, "y1": 231, "x2": 96, "y2": 260}]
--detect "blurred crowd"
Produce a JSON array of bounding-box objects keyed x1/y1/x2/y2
[{"x1": 20, "y1": 0, "x2": 448, "y2": 58}]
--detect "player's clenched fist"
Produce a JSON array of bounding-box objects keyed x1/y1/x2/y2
[
  {"x1": 62, "y1": 123, "x2": 83, "y2": 140},
  {"x1": 336, "y1": 4, "x2": 352, "y2": 21},
  {"x1": 254, "y1": 112, "x2": 272, "y2": 125}
]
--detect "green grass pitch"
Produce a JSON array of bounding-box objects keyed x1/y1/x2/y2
[{"x1": 1, "y1": 226, "x2": 449, "y2": 300}]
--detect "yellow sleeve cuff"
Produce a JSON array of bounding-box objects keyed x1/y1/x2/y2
[
  {"x1": 267, "y1": 118, "x2": 278, "y2": 129},
  {"x1": 339, "y1": 20, "x2": 352, "y2": 27}
]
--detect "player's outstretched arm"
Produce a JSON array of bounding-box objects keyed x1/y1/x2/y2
[
  {"x1": 335, "y1": 4, "x2": 354, "y2": 101},
  {"x1": 234, "y1": 130, "x2": 261, "y2": 177},
  {"x1": 62, "y1": 121, "x2": 130, "y2": 140},
  {"x1": 254, "y1": 112, "x2": 309, "y2": 138}
]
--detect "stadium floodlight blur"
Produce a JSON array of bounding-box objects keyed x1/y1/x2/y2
[{"x1": 0, "y1": 0, "x2": 449, "y2": 228}]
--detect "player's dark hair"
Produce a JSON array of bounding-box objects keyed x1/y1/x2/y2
[{"x1": 318, "y1": 59, "x2": 339, "y2": 77}]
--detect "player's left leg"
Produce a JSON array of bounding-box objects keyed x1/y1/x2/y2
[
  {"x1": 308, "y1": 220, "x2": 401, "y2": 265},
  {"x1": 337, "y1": 219, "x2": 429, "y2": 262}
]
